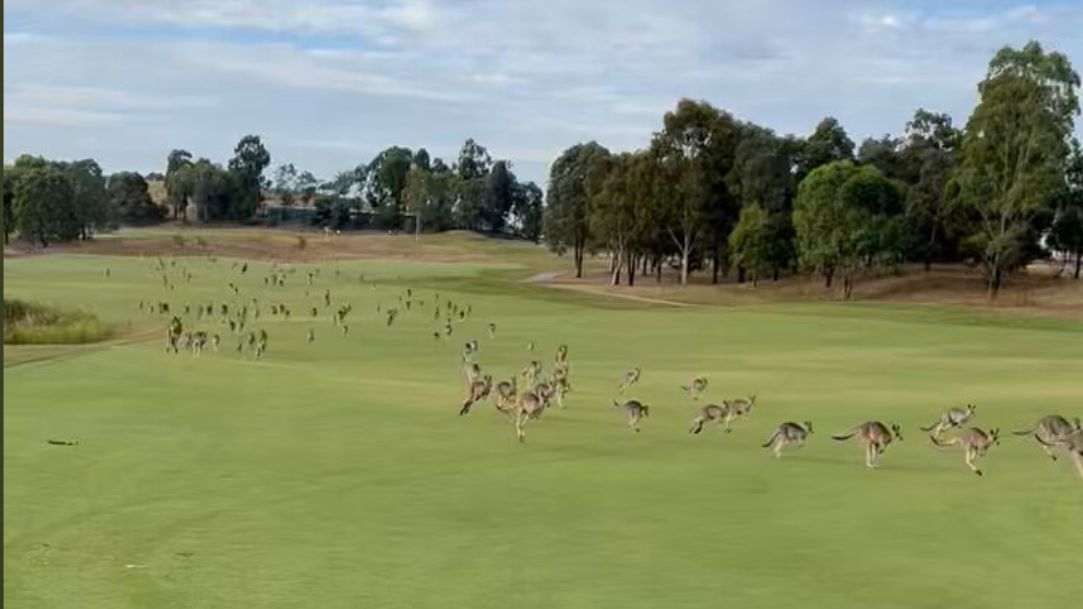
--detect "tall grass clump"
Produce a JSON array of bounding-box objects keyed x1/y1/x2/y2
[{"x1": 3, "y1": 299, "x2": 113, "y2": 344}]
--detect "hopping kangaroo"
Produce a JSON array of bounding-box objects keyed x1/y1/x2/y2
[
  {"x1": 832, "y1": 421, "x2": 903, "y2": 468},
  {"x1": 921, "y1": 404, "x2": 977, "y2": 438},
  {"x1": 688, "y1": 400, "x2": 753, "y2": 435},
  {"x1": 458, "y1": 375, "x2": 493, "y2": 416},
  {"x1": 931, "y1": 427, "x2": 1000, "y2": 476},
  {"x1": 513, "y1": 390, "x2": 551, "y2": 442},
  {"x1": 1051, "y1": 431, "x2": 1083, "y2": 482},
  {"x1": 617, "y1": 367, "x2": 641, "y2": 394},
  {"x1": 682, "y1": 376, "x2": 709, "y2": 400},
  {"x1": 762, "y1": 421, "x2": 813, "y2": 457},
  {"x1": 1012, "y1": 415, "x2": 1082, "y2": 461},
  {"x1": 491, "y1": 377, "x2": 518, "y2": 415},
  {"x1": 613, "y1": 400, "x2": 650, "y2": 432}
]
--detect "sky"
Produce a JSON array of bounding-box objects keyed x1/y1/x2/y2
[{"x1": 4, "y1": 0, "x2": 1083, "y2": 188}]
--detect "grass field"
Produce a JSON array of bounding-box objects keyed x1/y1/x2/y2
[{"x1": 4, "y1": 237, "x2": 1083, "y2": 609}]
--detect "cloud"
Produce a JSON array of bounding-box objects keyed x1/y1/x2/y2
[
  {"x1": 3, "y1": 0, "x2": 1082, "y2": 185},
  {"x1": 3, "y1": 104, "x2": 124, "y2": 128}
]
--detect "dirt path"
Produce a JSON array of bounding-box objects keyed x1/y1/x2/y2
[{"x1": 525, "y1": 272, "x2": 711, "y2": 308}]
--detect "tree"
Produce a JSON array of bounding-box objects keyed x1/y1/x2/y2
[
  {"x1": 454, "y1": 139, "x2": 492, "y2": 230},
  {"x1": 3, "y1": 166, "x2": 15, "y2": 244},
  {"x1": 728, "y1": 125, "x2": 799, "y2": 279},
  {"x1": 273, "y1": 163, "x2": 298, "y2": 207},
  {"x1": 587, "y1": 153, "x2": 636, "y2": 284},
  {"x1": 187, "y1": 159, "x2": 235, "y2": 222},
  {"x1": 796, "y1": 117, "x2": 855, "y2": 181},
  {"x1": 857, "y1": 135, "x2": 904, "y2": 178},
  {"x1": 296, "y1": 171, "x2": 318, "y2": 206},
  {"x1": 403, "y1": 166, "x2": 430, "y2": 240},
  {"x1": 794, "y1": 161, "x2": 905, "y2": 297},
  {"x1": 544, "y1": 142, "x2": 610, "y2": 277},
  {"x1": 951, "y1": 41, "x2": 1080, "y2": 296},
  {"x1": 227, "y1": 135, "x2": 271, "y2": 221},
  {"x1": 365, "y1": 147, "x2": 413, "y2": 230},
  {"x1": 1050, "y1": 138, "x2": 1083, "y2": 277},
  {"x1": 165, "y1": 149, "x2": 193, "y2": 220},
  {"x1": 12, "y1": 164, "x2": 78, "y2": 247},
  {"x1": 900, "y1": 109, "x2": 962, "y2": 270},
  {"x1": 655, "y1": 99, "x2": 741, "y2": 284},
  {"x1": 106, "y1": 172, "x2": 163, "y2": 224},
  {"x1": 512, "y1": 181, "x2": 544, "y2": 242},
  {"x1": 56, "y1": 159, "x2": 110, "y2": 237},
  {"x1": 729, "y1": 203, "x2": 771, "y2": 285},
  {"x1": 481, "y1": 160, "x2": 516, "y2": 232}
]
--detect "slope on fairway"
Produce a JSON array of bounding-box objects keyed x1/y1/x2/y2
[{"x1": 4, "y1": 253, "x2": 1083, "y2": 609}]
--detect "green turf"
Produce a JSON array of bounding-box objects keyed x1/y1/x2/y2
[{"x1": 4, "y1": 250, "x2": 1083, "y2": 609}]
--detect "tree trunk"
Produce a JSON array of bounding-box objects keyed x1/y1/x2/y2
[
  {"x1": 923, "y1": 257, "x2": 932, "y2": 272},
  {"x1": 988, "y1": 266, "x2": 1002, "y2": 299},
  {"x1": 627, "y1": 252, "x2": 636, "y2": 286},
  {"x1": 711, "y1": 248, "x2": 720, "y2": 284},
  {"x1": 415, "y1": 214, "x2": 421, "y2": 241},
  {"x1": 823, "y1": 268, "x2": 834, "y2": 288},
  {"x1": 679, "y1": 234, "x2": 691, "y2": 285},
  {"x1": 642, "y1": 255, "x2": 649, "y2": 276},
  {"x1": 574, "y1": 240, "x2": 584, "y2": 278},
  {"x1": 656, "y1": 258, "x2": 662, "y2": 283},
  {"x1": 610, "y1": 245, "x2": 623, "y2": 286},
  {"x1": 1075, "y1": 250, "x2": 1081, "y2": 279},
  {"x1": 737, "y1": 266, "x2": 746, "y2": 284},
  {"x1": 772, "y1": 267, "x2": 780, "y2": 281},
  {"x1": 843, "y1": 277, "x2": 853, "y2": 299}
]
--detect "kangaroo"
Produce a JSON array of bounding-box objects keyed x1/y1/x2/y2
[
  {"x1": 492, "y1": 377, "x2": 518, "y2": 414},
  {"x1": 488, "y1": 322, "x2": 497, "y2": 339},
  {"x1": 1013, "y1": 415, "x2": 1082, "y2": 461},
  {"x1": 921, "y1": 404, "x2": 976, "y2": 437},
  {"x1": 681, "y1": 376, "x2": 708, "y2": 400},
  {"x1": 553, "y1": 376, "x2": 571, "y2": 409},
  {"x1": 617, "y1": 367, "x2": 641, "y2": 394},
  {"x1": 762, "y1": 421, "x2": 814, "y2": 457},
  {"x1": 555, "y1": 344, "x2": 569, "y2": 364},
  {"x1": 458, "y1": 375, "x2": 493, "y2": 416},
  {"x1": 689, "y1": 401, "x2": 752, "y2": 435},
  {"x1": 513, "y1": 391, "x2": 548, "y2": 442},
  {"x1": 522, "y1": 360, "x2": 542, "y2": 387},
  {"x1": 931, "y1": 427, "x2": 1000, "y2": 476},
  {"x1": 832, "y1": 422, "x2": 903, "y2": 468},
  {"x1": 1050, "y1": 431, "x2": 1083, "y2": 482},
  {"x1": 613, "y1": 400, "x2": 650, "y2": 432}
]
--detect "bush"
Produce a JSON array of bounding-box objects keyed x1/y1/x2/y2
[{"x1": 3, "y1": 299, "x2": 113, "y2": 344}]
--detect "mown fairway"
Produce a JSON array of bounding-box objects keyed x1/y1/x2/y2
[{"x1": 4, "y1": 247, "x2": 1083, "y2": 609}]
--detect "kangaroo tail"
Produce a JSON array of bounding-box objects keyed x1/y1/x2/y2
[
  {"x1": 761, "y1": 430, "x2": 780, "y2": 448},
  {"x1": 919, "y1": 422, "x2": 937, "y2": 432},
  {"x1": 613, "y1": 400, "x2": 622, "y2": 408},
  {"x1": 1012, "y1": 426, "x2": 1035, "y2": 436},
  {"x1": 1033, "y1": 434, "x2": 1055, "y2": 447},
  {"x1": 832, "y1": 428, "x2": 857, "y2": 441},
  {"x1": 929, "y1": 433, "x2": 952, "y2": 447}
]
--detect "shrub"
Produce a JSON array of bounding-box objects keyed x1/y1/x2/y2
[{"x1": 3, "y1": 299, "x2": 113, "y2": 344}]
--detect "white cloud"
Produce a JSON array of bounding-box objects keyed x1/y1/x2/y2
[
  {"x1": 3, "y1": 104, "x2": 124, "y2": 128},
  {"x1": 3, "y1": 0, "x2": 1082, "y2": 185}
]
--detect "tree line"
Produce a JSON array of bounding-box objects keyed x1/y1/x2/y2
[{"x1": 542, "y1": 41, "x2": 1083, "y2": 296}]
